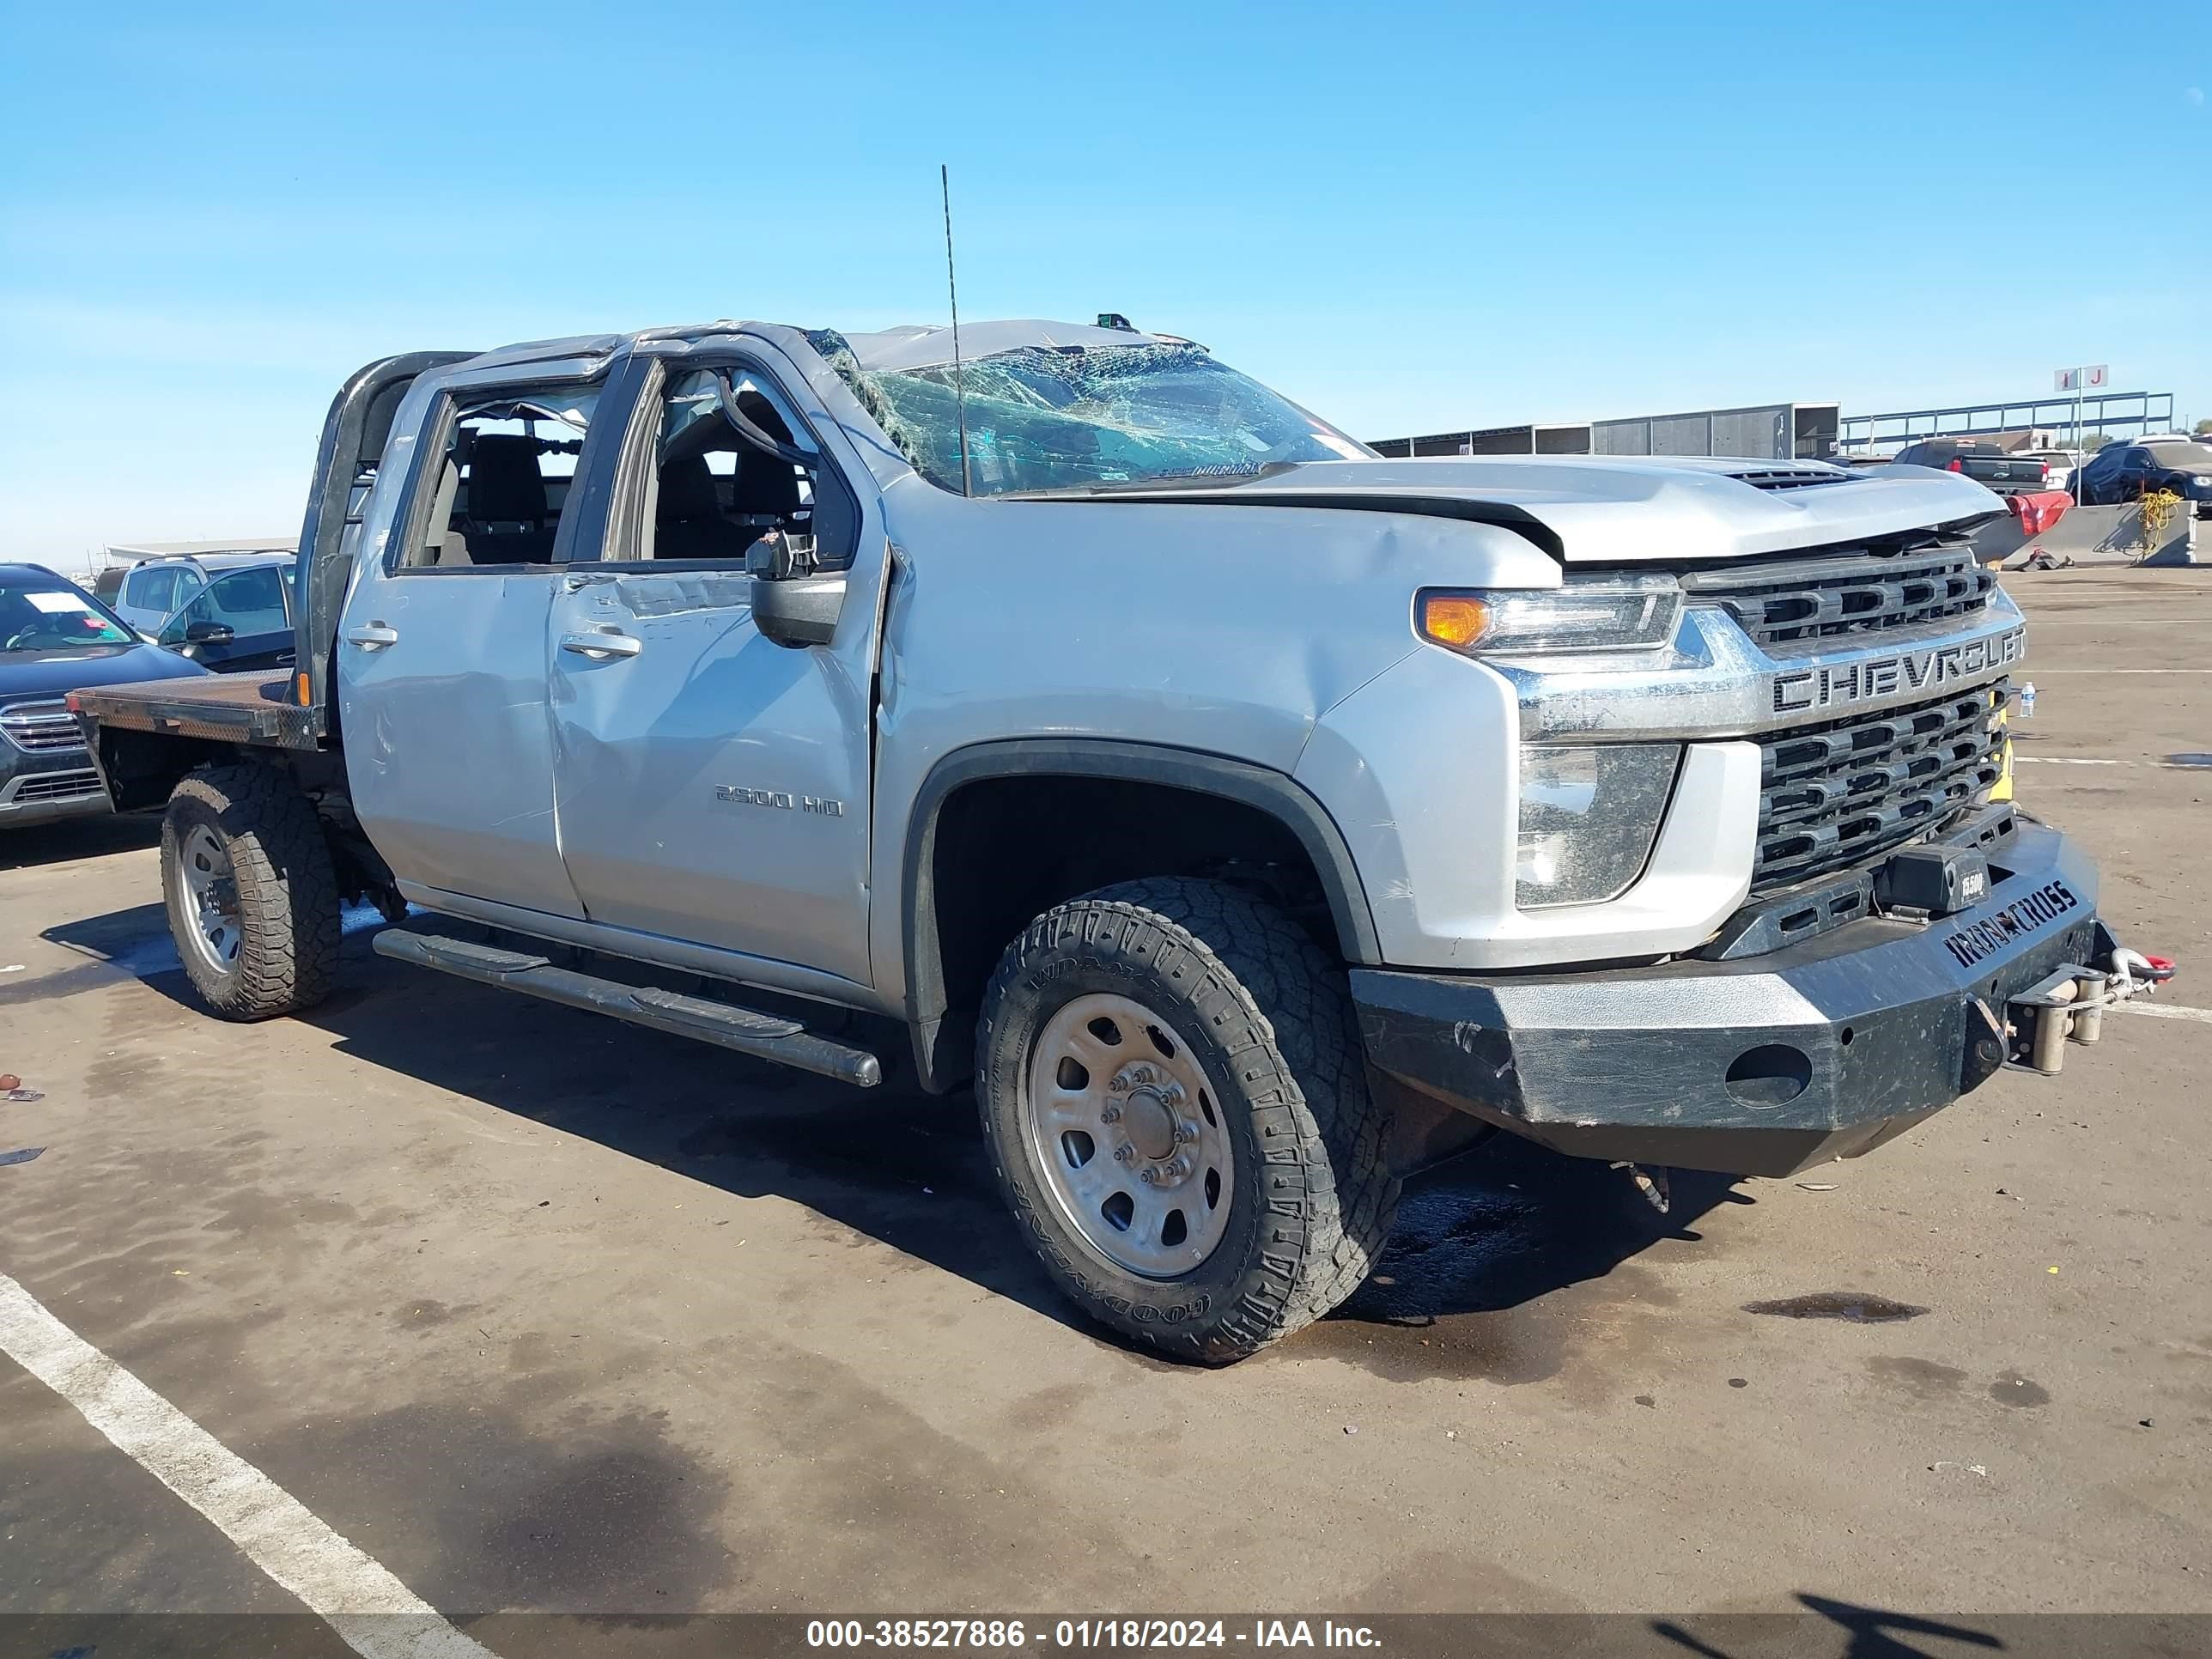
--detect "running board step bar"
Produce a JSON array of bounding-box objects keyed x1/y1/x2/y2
[{"x1": 372, "y1": 931, "x2": 881, "y2": 1087}]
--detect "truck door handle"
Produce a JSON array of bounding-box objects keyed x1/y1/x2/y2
[
  {"x1": 559, "y1": 630, "x2": 642, "y2": 660},
  {"x1": 345, "y1": 623, "x2": 399, "y2": 650}
]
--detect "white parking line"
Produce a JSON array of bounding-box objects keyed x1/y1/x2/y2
[
  {"x1": 0, "y1": 1271, "x2": 491, "y2": 1659},
  {"x1": 2013, "y1": 757, "x2": 2211, "y2": 769},
  {"x1": 2110, "y1": 1001, "x2": 2212, "y2": 1025}
]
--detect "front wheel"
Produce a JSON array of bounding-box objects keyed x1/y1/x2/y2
[
  {"x1": 975, "y1": 878, "x2": 1397, "y2": 1363},
  {"x1": 161, "y1": 763, "x2": 341, "y2": 1019}
]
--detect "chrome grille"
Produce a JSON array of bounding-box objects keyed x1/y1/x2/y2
[
  {"x1": 9, "y1": 769, "x2": 104, "y2": 804},
  {"x1": 0, "y1": 699, "x2": 86, "y2": 754},
  {"x1": 1683, "y1": 543, "x2": 1996, "y2": 651},
  {"x1": 1754, "y1": 683, "x2": 2007, "y2": 892}
]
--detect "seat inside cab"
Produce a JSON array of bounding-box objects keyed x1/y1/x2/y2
[
  {"x1": 405, "y1": 389, "x2": 597, "y2": 568},
  {"x1": 647, "y1": 370, "x2": 817, "y2": 563},
  {"x1": 398, "y1": 373, "x2": 823, "y2": 570}
]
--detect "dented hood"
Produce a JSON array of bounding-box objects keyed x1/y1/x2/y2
[{"x1": 1094, "y1": 456, "x2": 2007, "y2": 563}]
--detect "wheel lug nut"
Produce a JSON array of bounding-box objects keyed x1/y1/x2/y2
[
  {"x1": 1139, "y1": 1168, "x2": 1156, "y2": 1184},
  {"x1": 1173, "y1": 1121, "x2": 1196, "y2": 1145},
  {"x1": 1108, "y1": 1075, "x2": 1128, "y2": 1093},
  {"x1": 1113, "y1": 1145, "x2": 1133, "y2": 1163},
  {"x1": 1100, "y1": 1103, "x2": 1121, "y2": 1122}
]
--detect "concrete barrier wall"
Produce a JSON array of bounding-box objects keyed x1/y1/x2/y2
[
  {"x1": 2141, "y1": 507, "x2": 2204, "y2": 568},
  {"x1": 2007, "y1": 501, "x2": 2199, "y2": 568}
]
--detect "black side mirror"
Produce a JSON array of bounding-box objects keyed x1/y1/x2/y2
[
  {"x1": 746, "y1": 529, "x2": 845, "y2": 647},
  {"x1": 751, "y1": 569, "x2": 846, "y2": 648},
  {"x1": 184, "y1": 620, "x2": 235, "y2": 645}
]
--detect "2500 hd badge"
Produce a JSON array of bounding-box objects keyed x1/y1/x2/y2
[
  {"x1": 1773, "y1": 625, "x2": 2026, "y2": 714},
  {"x1": 715, "y1": 784, "x2": 846, "y2": 817}
]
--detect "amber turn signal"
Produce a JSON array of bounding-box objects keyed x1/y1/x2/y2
[{"x1": 1419, "y1": 593, "x2": 1492, "y2": 649}]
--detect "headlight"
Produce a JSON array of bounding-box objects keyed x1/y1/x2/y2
[
  {"x1": 1419, "y1": 574, "x2": 1681, "y2": 657},
  {"x1": 1516, "y1": 744, "x2": 1680, "y2": 908}
]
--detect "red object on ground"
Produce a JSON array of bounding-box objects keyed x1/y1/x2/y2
[{"x1": 2008, "y1": 490, "x2": 2073, "y2": 538}]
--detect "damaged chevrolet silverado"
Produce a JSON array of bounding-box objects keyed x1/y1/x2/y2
[{"x1": 69, "y1": 317, "x2": 2166, "y2": 1361}]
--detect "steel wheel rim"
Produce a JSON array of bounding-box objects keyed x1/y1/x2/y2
[
  {"x1": 1024, "y1": 992, "x2": 1237, "y2": 1280},
  {"x1": 179, "y1": 823, "x2": 241, "y2": 975}
]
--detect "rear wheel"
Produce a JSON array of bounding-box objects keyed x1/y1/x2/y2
[
  {"x1": 161, "y1": 763, "x2": 341, "y2": 1019},
  {"x1": 975, "y1": 877, "x2": 1397, "y2": 1363}
]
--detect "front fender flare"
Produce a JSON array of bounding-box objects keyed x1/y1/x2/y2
[{"x1": 900, "y1": 738, "x2": 1382, "y2": 1091}]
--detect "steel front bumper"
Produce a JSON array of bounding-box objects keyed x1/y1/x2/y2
[{"x1": 1352, "y1": 822, "x2": 2117, "y2": 1178}]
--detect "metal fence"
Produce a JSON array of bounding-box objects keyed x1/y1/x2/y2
[
  {"x1": 1374, "y1": 403, "x2": 1838, "y2": 462},
  {"x1": 1840, "y1": 392, "x2": 2176, "y2": 453}
]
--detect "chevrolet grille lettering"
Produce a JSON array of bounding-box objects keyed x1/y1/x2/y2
[{"x1": 1771, "y1": 627, "x2": 2023, "y2": 714}]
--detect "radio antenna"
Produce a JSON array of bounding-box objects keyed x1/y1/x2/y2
[{"x1": 940, "y1": 163, "x2": 974, "y2": 498}]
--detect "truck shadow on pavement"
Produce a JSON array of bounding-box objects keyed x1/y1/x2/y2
[
  {"x1": 42, "y1": 906, "x2": 1749, "y2": 1369},
  {"x1": 1293, "y1": 1139, "x2": 1744, "y2": 1383},
  {"x1": 0, "y1": 811, "x2": 161, "y2": 873}
]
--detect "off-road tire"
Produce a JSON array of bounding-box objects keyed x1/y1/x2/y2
[
  {"x1": 161, "y1": 763, "x2": 341, "y2": 1019},
  {"x1": 975, "y1": 877, "x2": 1398, "y2": 1363}
]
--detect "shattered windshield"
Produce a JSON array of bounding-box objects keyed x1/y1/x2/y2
[{"x1": 817, "y1": 337, "x2": 1370, "y2": 496}]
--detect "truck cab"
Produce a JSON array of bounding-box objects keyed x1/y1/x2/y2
[
  {"x1": 335, "y1": 334, "x2": 877, "y2": 986},
  {"x1": 68, "y1": 318, "x2": 2164, "y2": 1363}
]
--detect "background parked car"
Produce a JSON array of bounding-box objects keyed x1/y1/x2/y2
[
  {"x1": 2070, "y1": 437, "x2": 2212, "y2": 514},
  {"x1": 0, "y1": 562, "x2": 210, "y2": 828},
  {"x1": 1889, "y1": 438, "x2": 2051, "y2": 493},
  {"x1": 2017, "y1": 448, "x2": 2083, "y2": 494},
  {"x1": 109, "y1": 550, "x2": 296, "y2": 635},
  {"x1": 154, "y1": 560, "x2": 297, "y2": 672}
]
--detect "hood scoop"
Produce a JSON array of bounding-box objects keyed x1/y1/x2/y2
[{"x1": 1717, "y1": 464, "x2": 1856, "y2": 491}]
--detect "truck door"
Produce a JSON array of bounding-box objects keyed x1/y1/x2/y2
[
  {"x1": 338, "y1": 361, "x2": 620, "y2": 919},
  {"x1": 544, "y1": 348, "x2": 886, "y2": 989}
]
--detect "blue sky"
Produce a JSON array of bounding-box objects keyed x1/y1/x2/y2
[{"x1": 3, "y1": 2, "x2": 2207, "y2": 562}]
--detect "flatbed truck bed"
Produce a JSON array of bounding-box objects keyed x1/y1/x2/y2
[{"x1": 70, "y1": 671, "x2": 321, "y2": 750}]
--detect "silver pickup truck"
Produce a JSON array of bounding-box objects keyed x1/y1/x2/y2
[{"x1": 70, "y1": 316, "x2": 2160, "y2": 1362}]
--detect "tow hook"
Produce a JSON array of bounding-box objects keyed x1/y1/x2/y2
[
  {"x1": 1611, "y1": 1161, "x2": 1671, "y2": 1214},
  {"x1": 2006, "y1": 948, "x2": 2176, "y2": 1075}
]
